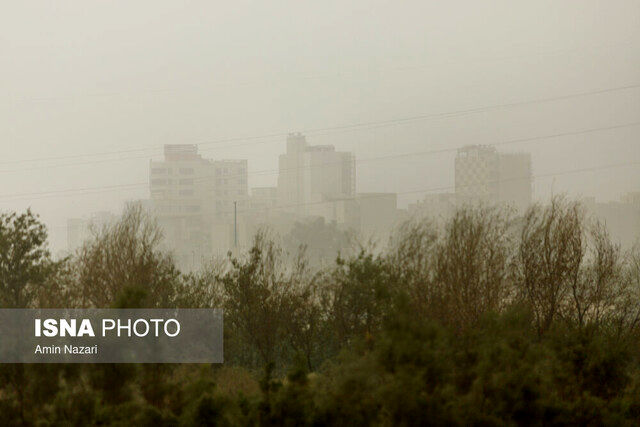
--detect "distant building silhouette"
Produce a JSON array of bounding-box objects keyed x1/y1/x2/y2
[
  {"x1": 455, "y1": 145, "x2": 532, "y2": 212},
  {"x1": 582, "y1": 193, "x2": 640, "y2": 249},
  {"x1": 149, "y1": 144, "x2": 248, "y2": 269},
  {"x1": 277, "y1": 133, "x2": 356, "y2": 221}
]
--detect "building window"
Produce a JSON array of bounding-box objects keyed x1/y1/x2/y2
[
  {"x1": 151, "y1": 179, "x2": 167, "y2": 186},
  {"x1": 179, "y1": 179, "x2": 194, "y2": 185},
  {"x1": 151, "y1": 168, "x2": 167, "y2": 174},
  {"x1": 179, "y1": 189, "x2": 194, "y2": 196},
  {"x1": 179, "y1": 168, "x2": 195, "y2": 175}
]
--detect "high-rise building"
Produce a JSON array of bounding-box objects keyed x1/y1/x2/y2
[
  {"x1": 149, "y1": 144, "x2": 212, "y2": 218},
  {"x1": 455, "y1": 145, "x2": 500, "y2": 206},
  {"x1": 455, "y1": 145, "x2": 532, "y2": 212},
  {"x1": 581, "y1": 195, "x2": 640, "y2": 250},
  {"x1": 149, "y1": 145, "x2": 248, "y2": 268},
  {"x1": 277, "y1": 133, "x2": 356, "y2": 218},
  {"x1": 211, "y1": 159, "x2": 248, "y2": 221}
]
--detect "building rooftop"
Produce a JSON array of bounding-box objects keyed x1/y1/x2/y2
[{"x1": 163, "y1": 144, "x2": 202, "y2": 161}]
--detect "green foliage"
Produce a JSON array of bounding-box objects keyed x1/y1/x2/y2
[
  {"x1": 2, "y1": 200, "x2": 640, "y2": 425},
  {"x1": 0, "y1": 209, "x2": 58, "y2": 308}
]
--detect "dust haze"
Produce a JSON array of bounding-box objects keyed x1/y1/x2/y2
[{"x1": 1, "y1": 0, "x2": 639, "y2": 264}]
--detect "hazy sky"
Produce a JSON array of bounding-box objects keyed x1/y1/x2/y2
[{"x1": 2, "y1": 0, "x2": 639, "y2": 251}]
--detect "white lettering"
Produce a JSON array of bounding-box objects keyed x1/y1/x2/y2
[
  {"x1": 133, "y1": 319, "x2": 149, "y2": 337},
  {"x1": 102, "y1": 319, "x2": 116, "y2": 336},
  {"x1": 43, "y1": 319, "x2": 58, "y2": 337},
  {"x1": 165, "y1": 319, "x2": 180, "y2": 337}
]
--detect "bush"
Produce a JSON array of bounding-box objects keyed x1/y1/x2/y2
[{"x1": 3, "y1": 199, "x2": 640, "y2": 425}]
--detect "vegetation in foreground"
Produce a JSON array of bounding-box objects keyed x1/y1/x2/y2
[{"x1": 0, "y1": 197, "x2": 639, "y2": 426}]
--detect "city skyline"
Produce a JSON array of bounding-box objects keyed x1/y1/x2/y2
[
  {"x1": 42, "y1": 125, "x2": 640, "y2": 254},
  {"x1": 2, "y1": 0, "x2": 639, "y2": 253},
  {"x1": 3, "y1": 3, "x2": 640, "y2": 423},
  {"x1": 63, "y1": 135, "x2": 639, "y2": 270}
]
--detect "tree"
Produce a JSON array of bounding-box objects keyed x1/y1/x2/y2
[
  {"x1": 74, "y1": 203, "x2": 179, "y2": 308},
  {"x1": 433, "y1": 206, "x2": 514, "y2": 331},
  {"x1": 328, "y1": 249, "x2": 392, "y2": 348},
  {"x1": 386, "y1": 218, "x2": 438, "y2": 319},
  {"x1": 221, "y1": 230, "x2": 295, "y2": 368},
  {"x1": 0, "y1": 210, "x2": 62, "y2": 424},
  {"x1": 0, "y1": 209, "x2": 57, "y2": 308},
  {"x1": 387, "y1": 207, "x2": 514, "y2": 331},
  {"x1": 281, "y1": 253, "x2": 331, "y2": 371},
  {"x1": 516, "y1": 197, "x2": 584, "y2": 335}
]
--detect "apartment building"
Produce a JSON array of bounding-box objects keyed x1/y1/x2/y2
[
  {"x1": 149, "y1": 145, "x2": 248, "y2": 269},
  {"x1": 277, "y1": 133, "x2": 356, "y2": 220},
  {"x1": 455, "y1": 145, "x2": 532, "y2": 212}
]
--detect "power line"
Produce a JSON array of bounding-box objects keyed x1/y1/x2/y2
[
  {"x1": 191, "y1": 120, "x2": 640, "y2": 184},
  {"x1": 233, "y1": 160, "x2": 640, "y2": 216},
  {"x1": 0, "y1": 120, "x2": 638, "y2": 202},
  {"x1": 3, "y1": 115, "x2": 638, "y2": 177},
  {"x1": 290, "y1": 84, "x2": 640, "y2": 135},
  {"x1": 1, "y1": 148, "x2": 638, "y2": 208},
  {"x1": 1, "y1": 82, "x2": 639, "y2": 167},
  {"x1": 42, "y1": 160, "x2": 640, "y2": 228},
  {"x1": 245, "y1": 120, "x2": 640, "y2": 181}
]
